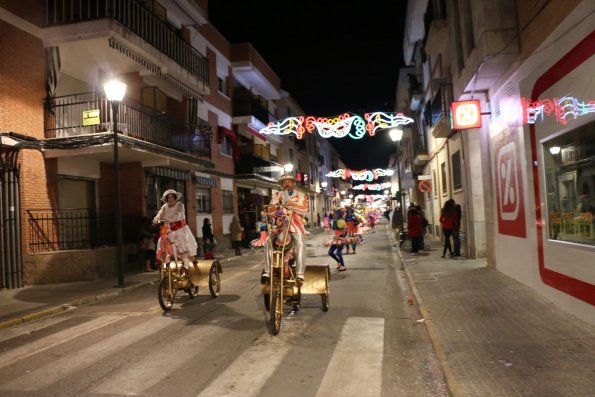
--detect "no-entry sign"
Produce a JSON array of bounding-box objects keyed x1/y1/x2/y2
[{"x1": 418, "y1": 180, "x2": 432, "y2": 193}]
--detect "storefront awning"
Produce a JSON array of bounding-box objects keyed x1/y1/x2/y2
[
  {"x1": 147, "y1": 166, "x2": 190, "y2": 180},
  {"x1": 217, "y1": 126, "x2": 236, "y2": 143}
]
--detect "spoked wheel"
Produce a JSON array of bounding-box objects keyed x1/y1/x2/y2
[
  {"x1": 209, "y1": 264, "x2": 220, "y2": 298},
  {"x1": 263, "y1": 293, "x2": 270, "y2": 312},
  {"x1": 321, "y1": 293, "x2": 329, "y2": 312},
  {"x1": 292, "y1": 290, "x2": 301, "y2": 312},
  {"x1": 269, "y1": 291, "x2": 282, "y2": 335},
  {"x1": 158, "y1": 277, "x2": 175, "y2": 311},
  {"x1": 186, "y1": 285, "x2": 199, "y2": 298}
]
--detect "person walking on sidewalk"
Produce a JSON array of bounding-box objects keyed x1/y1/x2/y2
[
  {"x1": 439, "y1": 200, "x2": 457, "y2": 258},
  {"x1": 230, "y1": 215, "x2": 244, "y2": 256},
  {"x1": 407, "y1": 207, "x2": 424, "y2": 253},
  {"x1": 452, "y1": 200, "x2": 462, "y2": 257},
  {"x1": 328, "y1": 210, "x2": 347, "y2": 271}
]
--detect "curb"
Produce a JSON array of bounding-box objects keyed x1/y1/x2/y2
[{"x1": 390, "y1": 227, "x2": 468, "y2": 397}]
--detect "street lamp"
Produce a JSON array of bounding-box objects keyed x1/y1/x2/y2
[
  {"x1": 283, "y1": 163, "x2": 294, "y2": 173},
  {"x1": 104, "y1": 78, "x2": 127, "y2": 288},
  {"x1": 390, "y1": 127, "x2": 404, "y2": 227},
  {"x1": 321, "y1": 181, "x2": 328, "y2": 189}
]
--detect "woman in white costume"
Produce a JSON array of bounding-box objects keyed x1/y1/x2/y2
[{"x1": 153, "y1": 189, "x2": 197, "y2": 270}]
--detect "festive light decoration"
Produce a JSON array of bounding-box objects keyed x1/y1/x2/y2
[
  {"x1": 352, "y1": 182, "x2": 392, "y2": 191},
  {"x1": 325, "y1": 168, "x2": 394, "y2": 182},
  {"x1": 355, "y1": 194, "x2": 389, "y2": 203},
  {"x1": 364, "y1": 112, "x2": 414, "y2": 135},
  {"x1": 523, "y1": 96, "x2": 595, "y2": 125},
  {"x1": 260, "y1": 112, "x2": 413, "y2": 139}
]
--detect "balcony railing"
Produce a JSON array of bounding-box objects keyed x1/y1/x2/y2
[
  {"x1": 232, "y1": 95, "x2": 271, "y2": 125},
  {"x1": 27, "y1": 208, "x2": 142, "y2": 252},
  {"x1": 45, "y1": 93, "x2": 211, "y2": 159},
  {"x1": 46, "y1": 0, "x2": 208, "y2": 85}
]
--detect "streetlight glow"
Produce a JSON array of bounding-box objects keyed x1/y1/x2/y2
[
  {"x1": 283, "y1": 163, "x2": 294, "y2": 173},
  {"x1": 321, "y1": 181, "x2": 328, "y2": 188},
  {"x1": 103, "y1": 79, "x2": 127, "y2": 102},
  {"x1": 389, "y1": 127, "x2": 403, "y2": 142},
  {"x1": 549, "y1": 146, "x2": 561, "y2": 155}
]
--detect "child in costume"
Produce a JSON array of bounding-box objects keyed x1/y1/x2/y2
[
  {"x1": 328, "y1": 210, "x2": 347, "y2": 271},
  {"x1": 344, "y1": 207, "x2": 359, "y2": 254},
  {"x1": 251, "y1": 212, "x2": 269, "y2": 248},
  {"x1": 203, "y1": 238, "x2": 215, "y2": 259}
]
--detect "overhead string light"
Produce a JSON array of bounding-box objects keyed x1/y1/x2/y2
[
  {"x1": 259, "y1": 112, "x2": 414, "y2": 139},
  {"x1": 325, "y1": 168, "x2": 394, "y2": 182},
  {"x1": 352, "y1": 182, "x2": 393, "y2": 191}
]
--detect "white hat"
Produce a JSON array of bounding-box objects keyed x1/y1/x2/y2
[
  {"x1": 161, "y1": 189, "x2": 182, "y2": 203},
  {"x1": 278, "y1": 173, "x2": 296, "y2": 184}
]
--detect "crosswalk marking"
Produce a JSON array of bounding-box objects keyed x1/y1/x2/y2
[
  {"x1": 316, "y1": 317, "x2": 384, "y2": 397},
  {"x1": 91, "y1": 318, "x2": 239, "y2": 396},
  {"x1": 196, "y1": 315, "x2": 310, "y2": 397},
  {"x1": 0, "y1": 315, "x2": 124, "y2": 369},
  {"x1": 0, "y1": 315, "x2": 71, "y2": 344},
  {"x1": 0, "y1": 315, "x2": 175, "y2": 391}
]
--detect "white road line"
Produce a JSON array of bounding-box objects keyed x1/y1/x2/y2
[
  {"x1": 0, "y1": 315, "x2": 124, "y2": 369},
  {"x1": 0, "y1": 315, "x2": 72, "y2": 344},
  {"x1": 91, "y1": 318, "x2": 238, "y2": 396},
  {"x1": 196, "y1": 315, "x2": 310, "y2": 397},
  {"x1": 0, "y1": 315, "x2": 175, "y2": 391},
  {"x1": 316, "y1": 317, "x2": 384, "y2": 397}
]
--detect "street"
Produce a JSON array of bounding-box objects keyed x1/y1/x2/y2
[{"x1": 0, "y1": 227, "x2": 447, "y2": 397}]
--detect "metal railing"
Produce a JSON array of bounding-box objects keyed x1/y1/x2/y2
[
  {"x1": 45, "y1": 92, "x2": 211, "y2": 159},
  {"x1": 46, "y1": 0, "x2": 209, "y2": 85},
  {"x1": 26, "y1": 208, "x2": 143, "y2": 252}
]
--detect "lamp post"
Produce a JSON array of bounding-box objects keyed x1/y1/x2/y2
[
  {"x1": 104, "y1": 78, "x2": 127, "y2": 288},
  {"x1": 389, "y1": 127, "x2": 404, "y2": 226},
  {"x1": 283, "y1": 163, "x2": 294, "y2": 174}
]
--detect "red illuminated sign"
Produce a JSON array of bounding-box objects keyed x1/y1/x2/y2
[{"x1": 451, "y1": 100, "x2": 482, "y2": 129}]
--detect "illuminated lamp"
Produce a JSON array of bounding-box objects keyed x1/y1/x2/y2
[
  {"x1": 549, "y1": 146, "x2": 561, "y2": 155},
  {"x1": 451, "y1": 100, "x2": 482, "y2": 129}
]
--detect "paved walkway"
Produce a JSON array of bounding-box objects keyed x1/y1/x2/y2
[
  {"x1": 2, "y1": 225, "x2": 595, "y2": 396},
  {"x1": 395, "y1": 230, "x2": 595, "y2": 397}
]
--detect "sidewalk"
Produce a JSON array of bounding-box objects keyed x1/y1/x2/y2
[
  {"x1": 0, "y1": 245, "x2": 255, "y2": 330},
  {"x1": 396, "y1": 232, "x2": 595, "y2": 397}
]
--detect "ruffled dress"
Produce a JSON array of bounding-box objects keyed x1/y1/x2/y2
[
  {"x1": 153, "y1": 202, "x2": 198, "y2": 255},
  {"x1": 251, "y1": 221, "x2": 269, "y2": 247}
]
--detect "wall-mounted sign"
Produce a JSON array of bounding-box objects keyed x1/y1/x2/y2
[
  {"x1": 83, "y1": 109, "x2": 100, "y2": 126},
  {"x1": 451, "y1": 100, "x2": 481, "y2": 129},
  {"x1": 418, "y1": 180, "x2": 432, "y2": 193}
]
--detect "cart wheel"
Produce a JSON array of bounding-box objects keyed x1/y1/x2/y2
[
  {"x1": 186, "y1": 285, "x2": 199, "y2": 298},
  {"x1": 292, "y1": 290, "x2": 301, "y2": 312},
  {"x1": 158, "y1": 277, "x2": 174, "y2": 311},
  {"x1": 263, "y1": 293, "x2": 270, "y2": 311},
  {"x1": 269, "y1": 291, "x2": 282, "y2": 335},
  {"x1": 321, "y1": 293, "x2": 329, "y2": 312},
  {"x1": 209, "y1": 264, "x2": 220, "y2": 298}
]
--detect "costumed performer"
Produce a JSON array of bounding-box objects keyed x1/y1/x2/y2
[{"x1": 153, "y1": 189, "x2": 197, "y2": 270}]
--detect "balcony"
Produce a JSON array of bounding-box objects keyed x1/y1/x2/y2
[
  {"x1": 430, "y1": 83, "x2": 453, "y2": 139},
  {"x1": 232, "y1": 94, "x2": 271, "y2": 126},
  {"x1": 236, "y1": 153, "x2": 281, "y2": 182},
  {"x1": 45, "y1": 93, "x2": 211, "y2": 160},
  {"x1": 45, "y1": 0, "x2": 209, "y2": 91}
]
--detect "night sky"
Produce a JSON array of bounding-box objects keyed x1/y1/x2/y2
[{"x1": 208, "y1": 0, "x2": 408, "y2": 169}]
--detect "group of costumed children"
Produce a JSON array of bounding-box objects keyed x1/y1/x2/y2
[{"x1": 324, "y1": 207, "x2": 367, "y2": 272}]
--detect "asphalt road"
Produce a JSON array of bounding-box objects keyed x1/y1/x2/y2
[{"x1": 0, "y1": 227, "x2": 448, "y2": 396}]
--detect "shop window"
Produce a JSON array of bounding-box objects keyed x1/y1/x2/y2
[
  {"x1": 219, "y1": 135, "x2": 233, "y2": 157},
  {"x1": 196, "y1": 187, "x2": 211, "y2": 213},
  {"x1": 451, "y1": 150, "x2": 462, "y2": 190},
  {"x1": 222, "y1": 190, "x2": 234, "y2": 214},
  {"x1": 544, "y1": 120, "x2": 595, "y2": 246}
]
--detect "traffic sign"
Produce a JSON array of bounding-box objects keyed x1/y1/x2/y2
[
  {"x1": 418, "y1": 180, "x2": 432, "y2": 193},
  {"x1": 417, "y1": 174, "x2": 432, "y2": 180}
]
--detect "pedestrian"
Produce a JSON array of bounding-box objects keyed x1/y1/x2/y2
[
  {"x1": 202, "y1": 218, "x2": 214, "y2": 244},
  {"x1": 344, "y1": 207, "x2": 358, "y2": 254},
  {"x1": 140, "y1": 216, "x2": 156, "y2": 272},
  {"x1": 452, "y1": 200, "x2": 462, "y2": 256},
  {"x1": 415, "y1": 205, "x2": 428, "y2": 250},
  {"x1": 230, "y1": 215, "x2": 244, "y2": 256},
  {"x1": 153, "y1": 189, "x2": 197, "y2": 271},
  {"x1": 323, "y1": 213, "x2": 331, "y2": 234},
  {"x1": 439, "y1": 200, "x2": 457, "y2": 258},
  {"x1": 317, "y1": 213, "x2": 321, "y2": 228},
  {"x1": 407, "y1": 207, "x2": 423, "y2": 253}
]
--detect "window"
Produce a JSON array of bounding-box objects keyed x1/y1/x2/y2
[
  {"x1": 222, "y1": 190, "x2": 234, "y2": 214},
  {"x1": 441, "y1": 162, "x2": 447, "y2": 195},
  {"x1": 196, "y1": 187, "x2": 211, "y2": 213},
  {"x1": 433, "y1": 169, "x2": 438, "y2": 198},
  {"x1": 217, "y1": 76, "x2": 227, "y2": 96},
  {"x1": 451, "y1": 150, "x2": 462, "y2": 190},
  {"x1": 219, "y1": 135, "x2": 233, "y2": 157},
  {"x1": 544, "y1": 120, "x2": 595, "y2": 246}
]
